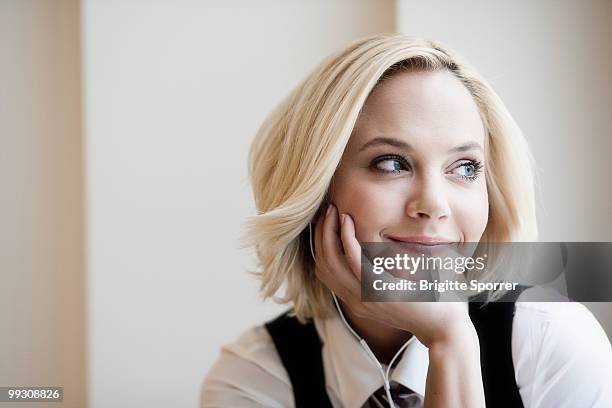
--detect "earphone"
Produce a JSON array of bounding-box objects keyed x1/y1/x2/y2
[{"x1": 308, "y1": 221, "x2": 414, "y2": 407}]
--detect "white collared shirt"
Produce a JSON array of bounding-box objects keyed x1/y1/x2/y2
[{"x1": 201, "y1": 288, "x2": 612, "y2": 407}]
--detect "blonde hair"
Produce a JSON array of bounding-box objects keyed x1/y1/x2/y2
[{"x1": 242, "y1": 33, "x2": 538, "y2": 323}]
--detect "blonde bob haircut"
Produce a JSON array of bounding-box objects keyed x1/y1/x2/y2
[{"x1": 243, "y1": 33, "x2": 538, "y2": 324}]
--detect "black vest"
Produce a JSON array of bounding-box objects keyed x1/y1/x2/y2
[{"x1": 265, "y1": 289, "x2": 526, "y2": 408}]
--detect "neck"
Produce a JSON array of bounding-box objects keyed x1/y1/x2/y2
[{"x1": 337, "y1": 298, "x2": 413, "y2": 365}]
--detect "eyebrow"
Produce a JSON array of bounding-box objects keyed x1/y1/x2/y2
[{"x1": 358, "y1": 136, "x2": 483, "y2": 154}]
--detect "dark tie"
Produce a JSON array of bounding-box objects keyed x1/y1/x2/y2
[{"x1": 364, "y1": 381, "x2": 424, "y2": 408}]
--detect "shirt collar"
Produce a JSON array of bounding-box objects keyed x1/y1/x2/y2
[{"x1": 314, "y1": 303, "x2": 429, "y2": 408}]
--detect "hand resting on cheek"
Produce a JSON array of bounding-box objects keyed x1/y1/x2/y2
[{"x1": 313, "y1": 202, "x2": 475, "y2": 348}]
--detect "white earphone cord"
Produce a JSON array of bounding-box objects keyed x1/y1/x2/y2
[{"x1": 309, "y1": 222, "x2": 414, "y2": 408}]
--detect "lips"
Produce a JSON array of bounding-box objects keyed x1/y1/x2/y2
[
  {"x1": 386, "y1": 235, "x2": 458, "y2": 256},
  {"x1": 386, "y1": 235, "x2": 457, "y2": 245}
]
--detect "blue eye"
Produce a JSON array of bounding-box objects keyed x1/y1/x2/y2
[
  {"x1": 372, "y1": 155, "x2": 409, "y2": 174},
  {"x1": 453, "y1": 161, "x2": 483, "y2": 181},
  {"x1": 458, "y1": 164, "x2": 475, "y2": 177}
]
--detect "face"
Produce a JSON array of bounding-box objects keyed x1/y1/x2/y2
[{"x1": 329, "y1": 69, "x2": 489, "y2": 246}]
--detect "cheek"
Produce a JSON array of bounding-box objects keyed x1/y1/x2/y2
[
  {"x1": 452, "y1": 184, "x2": 489, "y2": 241},
  {"x1": 332, "y1": 180, "x2": 404, "y2": 242}
]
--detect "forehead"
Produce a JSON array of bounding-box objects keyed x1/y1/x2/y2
[{"x1": 349, "y1": 70, "x2": 485, "y2": 151}]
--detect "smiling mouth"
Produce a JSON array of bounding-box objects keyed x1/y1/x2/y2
[
  {"x1": 386, "y1": 236, "x2": 457, "y2": 245},
  {"x1": 385, "y1": 237, "x2": 459, "y2": 255}
]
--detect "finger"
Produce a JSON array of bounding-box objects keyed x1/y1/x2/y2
[
  {"x1": 314, "y1": 205, "x2": 328, "y2": 264},
  {"x1": 313, "y1": 206, "x2": 343, "y2": 290},
  {"x1": 319, "y1": 205, "x2": 361, "y2": 299},
  {"x1": 339, "y1": 213, "x2": 363, "y2": 281},
  {"x1": 322, "y1": 204, "x2": 345, "y2": 263}
]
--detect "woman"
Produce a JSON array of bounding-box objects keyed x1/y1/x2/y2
[{"x1": 201, "y1": 34, "x2": 612, "y2": 407}]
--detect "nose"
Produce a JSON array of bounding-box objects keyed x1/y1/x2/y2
[{"x1": 405, "y1": 173, "x2": 451, "y2": 220}]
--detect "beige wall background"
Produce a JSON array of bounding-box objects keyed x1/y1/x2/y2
[
  {"x1": 1, "y1": 1, "x2": 609, "y2": 407},
  {"x1": 0, "y1": 1, "x2": 86, "y2": 407}
]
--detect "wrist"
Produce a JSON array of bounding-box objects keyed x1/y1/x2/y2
[
  {"x1": 429, "y1": 319, "x2": 479, "y2": 351},
  {"x1": 426, "y1": 323, "x2": 485, "y2": 408}
]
